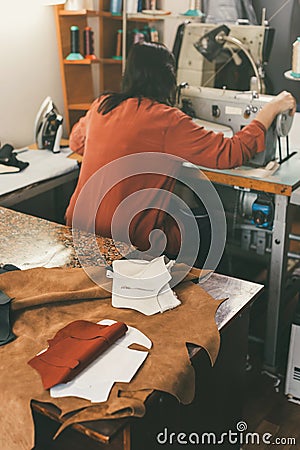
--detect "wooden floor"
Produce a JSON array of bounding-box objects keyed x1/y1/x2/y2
[
  {"x1": 241, "y1": 340, "x2": 300, "y2": 449},
  {"x1": 223, "y1": 210, "x2": 300, "y2": 450}
]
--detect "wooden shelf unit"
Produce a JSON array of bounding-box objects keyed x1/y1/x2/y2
[
  {"x1": 55, "y1": 1, "x2": 168, "y2": 133},
  {"x1": 54, "y1": 4, "x2": 100, "y2": 132}
]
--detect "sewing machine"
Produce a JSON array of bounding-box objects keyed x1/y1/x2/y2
[
  {"x1": 178, "y1": 83, "x2": 293, "y2": 166},
  {"x1": 174, "y1": 22, "x2": 294, "y2": 167}
]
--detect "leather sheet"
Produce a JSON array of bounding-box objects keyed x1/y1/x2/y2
[{"x1": 0, "y1": 265, "x2": 223, "y2": 450}]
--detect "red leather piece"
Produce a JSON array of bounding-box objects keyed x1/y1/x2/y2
[{"x1": 28, "y1": 320, "x2": 127, "y2": 389}]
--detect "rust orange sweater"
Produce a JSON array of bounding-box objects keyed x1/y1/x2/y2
[{"x1": 65, "y1": 97, "x2": 266, "y2": 255}]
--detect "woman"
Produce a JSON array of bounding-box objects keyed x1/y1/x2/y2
[{"x1": 65, "y1": 42, "x2": 296, "y2": 263}]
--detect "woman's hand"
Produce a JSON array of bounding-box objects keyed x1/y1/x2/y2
[
  {"x1": 255, "y1": 91, "x2": 297, "y2": 130},
  {"x1": 270, "y1": 91, "x2": 297, "y2": 116}
]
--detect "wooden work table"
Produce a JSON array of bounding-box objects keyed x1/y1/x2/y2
[{"x1": 0, "y1": 206, "x2": 263, "y2": 450}]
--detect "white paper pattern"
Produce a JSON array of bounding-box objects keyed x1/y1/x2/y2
[{"x1": 50, "y1": 319, "x2": 152, "y2": 403}]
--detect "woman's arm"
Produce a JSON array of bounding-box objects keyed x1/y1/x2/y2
[
  {"x1": 165, "y1": 91, "x2": 297, "y2": 169},
  {"x1": 69, "y1": 119, "x2": 86, "y2": 156}
]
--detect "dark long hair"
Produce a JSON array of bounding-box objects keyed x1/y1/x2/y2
[{"x1": 98, "y1": 42, "x2": 177, "y2": 115}]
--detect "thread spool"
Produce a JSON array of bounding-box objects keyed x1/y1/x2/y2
[
  {"x1": 71, "y1": 26, "x2": 80, "y2": 53},
  {"x1": 66, "y1": 26, "x2": 84, "y2": 60},
  {"x1": 113, "y1": 29, "x2": 123, "y2": 60},
  {"x1": 83, "y1": 26, "x2": 96, "y2": 59},
  {"x1": 141, "y1": 25, "x2": 151, "y2": 42},
  {"x1": 132, "y1": 28, "x2": 145, "y2": 45},
  {"x1": 183, "y1": 0, "x2": 204, "y2": 17},
  {"x1": 291, "y1": 37, "x2": 300, "y2": 78},
  {"x1": 150, "y1": 27, "x2": 159, "y2": 42}
]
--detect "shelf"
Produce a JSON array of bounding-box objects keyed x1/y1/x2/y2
[
  {"x1": 59, "y1": 9, "x2": 99, "y2": 17},
  {"x1": 128, "y1": 12, "x2": 169, "y2": 21},
  {"x1": 68, "y1": 103, "x2": 92, "y2": 110},
  {"x1": 99, "y1": 57, "x2": 122, "y2": 64},
  {"x1": 100, "y1": 11, "x2": 122, "y2": 19},
  {"x1": 100, "y1": 11, "x2": 163, "y2": 22},
  {"x1": 64, "y1": 58, "x2": 100, "y2": 65}
]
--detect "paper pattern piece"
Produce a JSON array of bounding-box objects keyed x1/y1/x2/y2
[
  {"x1": 50, "y1": 319, "x2": 152, "y2": 403},
  {"x1": 233, "y1": 160, "x2": 280, "y2": 178},
  {"x1": 108, "y1": 256, "x2": 181, "y2": 315}
]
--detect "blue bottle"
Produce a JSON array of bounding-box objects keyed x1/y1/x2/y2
[
  {"x1": 110, "y1": 0, "x2": 122, "y2": 15},
  {"x1": 137, "y1": 0, "x2": 143, "y2": 12}
]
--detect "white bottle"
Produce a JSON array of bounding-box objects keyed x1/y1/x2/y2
[
  {"x1": 64, "y1": 0, "x2": 85, "y2": 10},
  {"x1": 291, "y1": 37, "x2": 300, "y2": 78},
  {"x1": 127, "y1": 0, "x2": 138, "y2": 13},
  {"x1": 110, "y1": 0, "x2": 122, "y2": 14}
]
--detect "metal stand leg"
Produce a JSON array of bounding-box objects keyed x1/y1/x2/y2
[{"x1": 263, "y1": 194, "x2": 292, "y2": 373}]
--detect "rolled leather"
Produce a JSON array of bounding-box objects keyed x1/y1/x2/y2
[{"x1": 28, "y1": 320, "x2": 128, "y2": 389}]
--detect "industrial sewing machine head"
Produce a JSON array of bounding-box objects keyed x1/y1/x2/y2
[
  {"x1": 175, "y1": 22, "x2": 274, "y2": 94},
  {"x1": 175, "y1": 22, "x2": 294, "y2": 166}
]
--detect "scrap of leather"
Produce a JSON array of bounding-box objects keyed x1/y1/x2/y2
[
  {"x1": 0, "y1": 264, "x2": 19, "y2": 346},
  {"x1": 0, "y1": 266, "x2": 112, "y2": 311},
  {"x1": 0, "y1": 143, "x2": 29, "y2": 172},
  {"x1": 0, "y1": 263, "x2": 210, "y2": 311},
  {"x1": 28, "y1": 320, "x2": 128, "y2": 389},
  {"x1": 0, "y1": 265, "x2": 221, "y2": 450}
]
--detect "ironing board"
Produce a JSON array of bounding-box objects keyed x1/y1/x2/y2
[{"x1": 0, "y1": 147, "x2": 79, "y2": 207}]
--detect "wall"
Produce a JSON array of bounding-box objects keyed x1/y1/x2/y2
[
  {"x1": 158, "y1": 0, "x2": 190, "y2": 13},
  {"x1": 252, "y1": 0, "x2": 300, "y2": 103},
  {"x1": 158, "y1": 0, "x2": 191, "y2": 50},
  {"x1": 0, "y1": 0, "x2": 64, "y2": 148}
]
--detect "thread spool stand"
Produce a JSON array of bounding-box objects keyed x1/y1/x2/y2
[{"x1": 284, "y1": 71, "x2": 300, "y2": 81}]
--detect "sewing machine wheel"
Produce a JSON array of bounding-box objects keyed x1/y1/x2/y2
[{"x1": 276, "y1": 111, "x2": 294, "y2": 137}]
